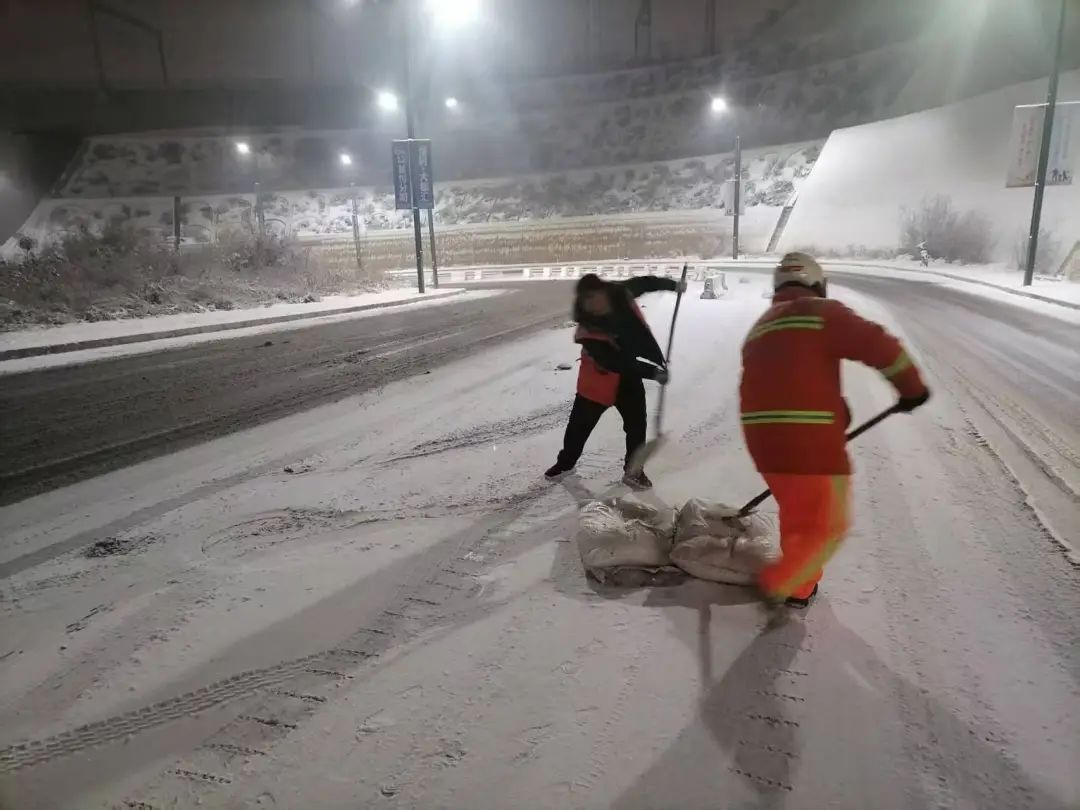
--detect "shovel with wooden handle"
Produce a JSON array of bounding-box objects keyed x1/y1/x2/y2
[{"x1": 625, "y1": 262, "x2": 689, "y2": 475}]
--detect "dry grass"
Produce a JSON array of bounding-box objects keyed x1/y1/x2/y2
[
  {"x1": 2, "y1": 215, "x2": 729, "y2": 327},
  {"x1": 0, "y1": 225, "x2": 383, "y2": 329},
  {"x1": 339, "y1": 217, "x2": 729, "y2": 274}
]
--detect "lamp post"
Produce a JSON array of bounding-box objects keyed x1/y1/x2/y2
[
  {"x1": 425, "y1": 96, "x2": 461, "y2": 288},
  {"x1": 401, "y1": 2, "x2": 429, "y2": 293},
  {"x1": 710, "y1": 96, "x2": 740, "y2": 260},
  {"x1": 375, "y1": 1, "x2": 478, "y2": 291},
  {"x1": 340, "y1": 152, "x2": 365, "y2": 273},
  {"x1": 1023, "y1": 0, "x2": 1067, "y2": 287}
]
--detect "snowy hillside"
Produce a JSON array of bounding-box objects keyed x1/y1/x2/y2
[
  {"x1": 47, "y1": 40, "x2": 900, "y2": 199},
  {"x1": 8, "y1": 142, "x2": 819, "y2": 251},
  {"x1": 781, "y1": 70, "x2": 1080, "y2": 268}
]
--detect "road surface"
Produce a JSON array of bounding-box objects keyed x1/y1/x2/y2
[
  {"x1": 0, "y1": 272, "x2": 1076, "y2": 809},
  {"x1": 0, "y1": 282, "x2": 574, "y2": 506}
]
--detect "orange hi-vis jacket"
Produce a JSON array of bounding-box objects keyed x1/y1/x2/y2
[
  {"x1": 740, "y1": 286, "x2": 927, "y2": 475},
  {"x1": 574, "y1": 300, "x2": 651, "y2": 407}
]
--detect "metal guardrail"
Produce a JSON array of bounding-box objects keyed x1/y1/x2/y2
[{"x1": 383, "y1": 259, "x2": 773, "y2": 285}]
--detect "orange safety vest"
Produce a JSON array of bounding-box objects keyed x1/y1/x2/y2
[
  {"x1": 574, "y1": 300, "x2": 650, "y2": 407},
  {"x1": 739, "y1": 286, "x2": 927, "y2": 475}
]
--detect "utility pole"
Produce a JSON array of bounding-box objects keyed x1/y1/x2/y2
[
  {"x1": 705, "y1": 0, "x2": 718, "y2": 56},
  {"x1": 427, "y1": 209, "x2": 439, "y2": 287},
  {"x1": 1024, "y1": 0, "x2": 1067, "y2": 287},
  {"x1": 173, "y1": 195, "x2": 181, "y2": 251},
  {"x1": 635, "y1": 0, "x2": 652, "y2": 62},
  {"x1": 350, "y1": 183, "x2": 363, "y2": 272},
  {"x1": 732, "y1": 135, "x2": 741, "y2": 260},
  {"x1": 402, "y1": 0, "x2": 426, "y2": 293}
]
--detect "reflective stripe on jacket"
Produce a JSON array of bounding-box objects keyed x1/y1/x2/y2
[{"x1": 739, "y1": 286, "x2": 927, "y2": 474}]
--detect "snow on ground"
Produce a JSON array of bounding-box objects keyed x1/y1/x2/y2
[
  {"x1": 0, "y1": 289, "x2": 498, "y2": 376},
  {"x1": 825, "y1": 261, "x2": 1080, "y2": 323},
  {"x1": 0, "y1": 275, "x2": 1077, "y2": 808},
  {"x1": 0, "y1": 287, "x2": 464, "y2": 354},
  {"x1": 832, "y1": 257, "x2": 1080, "y2": 308}
]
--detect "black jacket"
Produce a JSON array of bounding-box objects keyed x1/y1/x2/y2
[{"x1": 575, "y1": 276, "x2": 677, "y2": 380}]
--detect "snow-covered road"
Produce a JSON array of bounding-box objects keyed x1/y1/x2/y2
[{"x1": 0, "y1": 273, "x2": 1076, "y2": 809}]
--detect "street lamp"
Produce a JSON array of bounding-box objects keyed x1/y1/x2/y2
[
  {"x1": 235, "y1": 141, "x2": 251, "y2": 155},
  {"x1": 376, "y1": 90, "x2": 399, "y2": 112},
  {"x1": 709, "y1": 97, "x2": 740, "y2": 259},
  {"x1": 429, "y1": 0, "x2": 480, "y2": 28},
  {"x1": 393, "y1": 0, "x2": 482, "y2": 293},
  {"x1": 339, "y1": 152, "x2": 353, "y2": 166}
]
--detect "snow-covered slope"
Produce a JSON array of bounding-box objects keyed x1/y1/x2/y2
[
  {"x1": 781, "y1": 70, "x2": 1080, "y2": 263},
  {"x1": 5, "y1": 142, "x2": 819, "y2": 251}
]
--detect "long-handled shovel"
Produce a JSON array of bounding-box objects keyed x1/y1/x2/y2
[
  {"x1": 626, "y1": 262, "x2": 689, "y2": 475},
  {"x1": 734, "y1": 403, "x2": 901, "y2": 518}
]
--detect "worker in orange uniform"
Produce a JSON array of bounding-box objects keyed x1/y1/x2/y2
[{"x1": 740, "y1": 253, "x2": 930, "y2": 608}]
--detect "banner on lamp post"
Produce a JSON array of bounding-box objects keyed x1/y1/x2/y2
[
  {"x1": 411, "y1": 139, "x2": 434, "y2": 210},
  {"x1": 720, "y1": 179, "x2": 745, "y2": 215},
  {"x1": 1006, "y1": 101, "x2": 1078, "y2": 187},
  {"x1": 392, "y1": 140, "x2": 413, "y2": 209},
  {"x1": 391, "y1": 139, "x2": 435, "y2": 210}
]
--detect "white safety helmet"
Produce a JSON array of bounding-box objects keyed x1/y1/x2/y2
[{"x1": 773, "y1": 251, "x2": 826, "y2": 292}]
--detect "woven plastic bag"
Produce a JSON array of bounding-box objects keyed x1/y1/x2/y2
[
  {"x1": 576, "y1": 495, "x2": 680, "y2": 586},
  {"x1": 669, "y1": 498, "x2": 778, "y2": 585}
]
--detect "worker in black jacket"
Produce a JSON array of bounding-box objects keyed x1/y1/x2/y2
[{"x1": 545, "y1": 273, "x2": 684, "y2": 489}]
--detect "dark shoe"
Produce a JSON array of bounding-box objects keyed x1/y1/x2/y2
[
  {"x1": 621, "y1": 469, "x2": 653, "y2": 490},
  {"x1": 784, "y1": 584, "x2": 819, "y2": 609},
  {"x1": 545, "y1": 463, "x2": 572, "y2": 479}
]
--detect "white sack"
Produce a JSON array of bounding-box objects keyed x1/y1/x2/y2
[
  {"x1": 576, "y1": 495, "x2": 678, "y2": 585},
  {"x1": 670, "y1": 498, "x2": 778, "y2": 585}
]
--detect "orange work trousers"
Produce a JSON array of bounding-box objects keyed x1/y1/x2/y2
[{"x1": 758, "y1": 473, "x2": 850, "y2": 601}]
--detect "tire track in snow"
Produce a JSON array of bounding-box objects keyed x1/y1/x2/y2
[
  {"x1": 570, "y1": 629, "x2": 654, "y2": 794},
  {"x1": 381, "y1": 403, "x2": 567, "y2": 465},
  {"x1": 0, "y1": 483, "x2": 555, "y2": 778},
  {"x1": 119, "y1": 487, "x2": 578, "y2": 808}
]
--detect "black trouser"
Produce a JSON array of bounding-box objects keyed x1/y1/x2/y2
[{"x1": 557, "y1": 376, "x2": 647, "y2": 470}]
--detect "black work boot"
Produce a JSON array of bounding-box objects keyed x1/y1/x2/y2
[
  {"x1": 621, "y1": 469, "x2": 653, "y2": 490},
  {"x1": 545, "y1": 462, "x2": 572, "y2": 479},
  {"x1": 784, "y1": 584, "x2": 819, "y2": 609}
]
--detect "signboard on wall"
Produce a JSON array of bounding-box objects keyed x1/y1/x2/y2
[
  {"x1": 391, "y1": 139, "x2": 435, "y2": 210},
  {"x1": 1005, "y1": 101, "x2": 1078, "y2": 187}
]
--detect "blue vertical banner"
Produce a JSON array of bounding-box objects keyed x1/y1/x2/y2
[
  {"x1": 392, "y1": 140, "x2": 412, "y2": 209},
  {"x1": 411, "y1": 139, "x2": 434, "y2": 210}
]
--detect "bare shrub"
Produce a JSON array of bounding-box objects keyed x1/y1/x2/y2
[
  {"x1": 1012, "y1": 228, "x2": 1063, "y2": 277},
  {"x1": 786, "y1": 244, "x2": 896, "y2": 260},
  {"x1": 0, "y1": 225, "x2": 375, "y2": 328},
  {"x1": 899, "y1": 195, "x2": 994, "y2": 264}
]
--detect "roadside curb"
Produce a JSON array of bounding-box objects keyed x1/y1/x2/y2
[
  {"x1": 825, "y1": 261, "x2": 1080, "y2": 311},
  {"x1": 404, "y1": 258, "x2": 1078, "y2": 312},
  {"x1": 0, "y1": 289, "x2": 465, "y2": 362}
]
